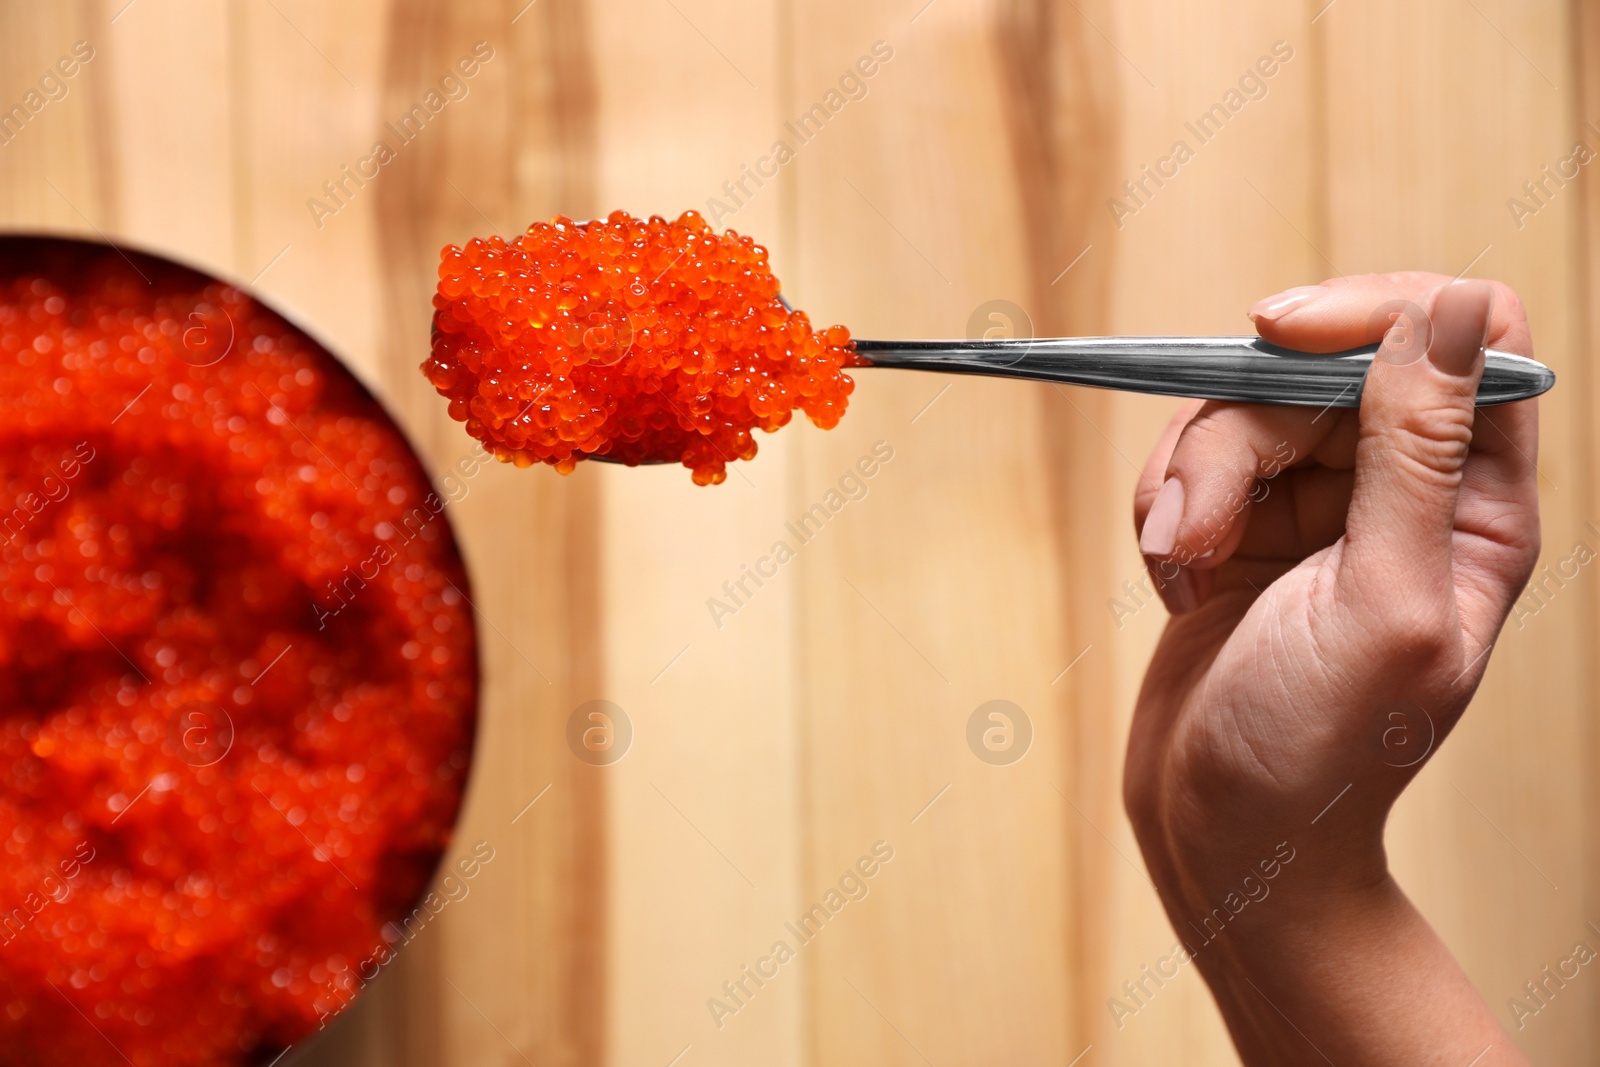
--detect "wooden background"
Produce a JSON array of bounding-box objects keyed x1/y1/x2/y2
[{"x1": 1, "y1": 0, "x2": 1596, "y2": 1063}]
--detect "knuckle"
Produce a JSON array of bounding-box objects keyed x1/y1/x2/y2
[
  {"x1": 1171, "y1": 399, "x2": 1207, "y2": 433},
  {"x1": 1177, "y1": 408, "x2": 1231, "y2": 448},
  {"x1": 1369, "y1": 403, "x2": 1475, "y2": 481},
  {"x1": 1176, "y1": 409, "x2": 1257, "y2": 476},
  {"x1": 1480, "y1": 506, "x2": 1543, "y2": 584},
  {"x1": 1361, "y1": 599, "x2": 1458, "y2": 673}
]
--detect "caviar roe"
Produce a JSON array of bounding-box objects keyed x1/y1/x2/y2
[
  {"x1": 0, "y1": 240, "x2": 477, "y2": 1067},
  {"x1": 423, "y1": 210, "x2": 862, "y2": 485}
]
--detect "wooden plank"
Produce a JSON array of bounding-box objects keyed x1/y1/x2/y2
[
  {"x1": 1576, "y1": 2, "x2": 1600, "y2": 1063},
  {"x1": 343, "y1": 2, "x2": 611, "y2": 1064},
  {"x1": 788, "y1": 2, "x2": 1078, "y2": 1063},
  {"x1": 1059, "y1": 4, "x2": 1323, "y2": 1065},
  {"x1": 0, "y1": 0, "x2": 610, "y2": 1064},
  {"x1": 1317, "y1": 3, "x2": 1591, "y2": 1063},
  {"x1": 584, "y1": 3, "x2": 808, "y2": 1065},
  {"x1": 0, "y1": 2, "x2": 110, "y2": 234}
]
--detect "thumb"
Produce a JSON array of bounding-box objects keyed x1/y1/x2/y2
[{"x1": 1339, "y1": 280, "x2": 1493, "y2": 598}]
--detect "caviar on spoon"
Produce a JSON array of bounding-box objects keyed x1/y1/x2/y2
[
  {"x1": 423, "y1": 211, "x2": 1555, "y2": 486},
  {"x1": 424, "y1": 209, "x2": 858, "y2": 486}
]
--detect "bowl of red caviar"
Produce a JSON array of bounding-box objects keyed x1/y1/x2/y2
[{"x1": 0, "y1": 235, "x2": 479, "y2": 1066}]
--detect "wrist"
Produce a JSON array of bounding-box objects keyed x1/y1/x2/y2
[
  {"x1": 1143, "y1": 846, "x2": 1525, "y2": 1066},
  {"x1": 1133, "y1": 781, "x2": 1393, "y2": 937},
  {"x1": 1183, "y1": 875, "x2": 1411, "y2": 1066},
  {"x1": 1142, "y1": 840, "x2": 1382, "y2": 988}
]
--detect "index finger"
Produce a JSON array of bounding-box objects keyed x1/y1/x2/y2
[
  {"x1": 1250, "y1": 270, "x2": 1533, "y2": 358},
  {"x1": 1252, "y1": 271, "x2": 1538, "y2": 471}
]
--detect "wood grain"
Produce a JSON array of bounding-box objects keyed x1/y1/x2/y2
[{"x1": 0, "y1": 0, "x2": 1596, "y2": 1063}]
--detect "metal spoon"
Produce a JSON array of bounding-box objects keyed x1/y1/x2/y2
[
  {"x1": 850, "y1": 335, "x2": 1553, "y2": 408},
  {"x1": 590, "y1": 335, "x2": 1553, "y2": 465}
]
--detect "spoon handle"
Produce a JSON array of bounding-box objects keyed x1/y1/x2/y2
[{"x1": 851, "y1": 336, "x2": 1554, "y2": 408}]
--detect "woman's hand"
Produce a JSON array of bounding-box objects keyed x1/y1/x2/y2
[{"x1": 1126, "y1": 274, "x2": 1540, "y2": 1066}]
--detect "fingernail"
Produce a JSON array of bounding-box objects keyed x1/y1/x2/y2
[
  {"x1": 1140, "y1": 477, "x2": 1184, "y2": 556},
  {"x1": 1248, "y1": 285, "x2": 1328, "y2": 323},
  {"x1": 1427, "y1": 280, "x2": 1494, "y2": 377},
  {"x1": 1160, "y1": 567, "x2": 1200, "y2": 614}
]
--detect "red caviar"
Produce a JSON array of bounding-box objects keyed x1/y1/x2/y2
[
  {"x1": 0, "y1": 239, "x2": 477, "y2": 1066},
  {"x1": 424, "y1": 210, "x2": 861, "y2": 485}
]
